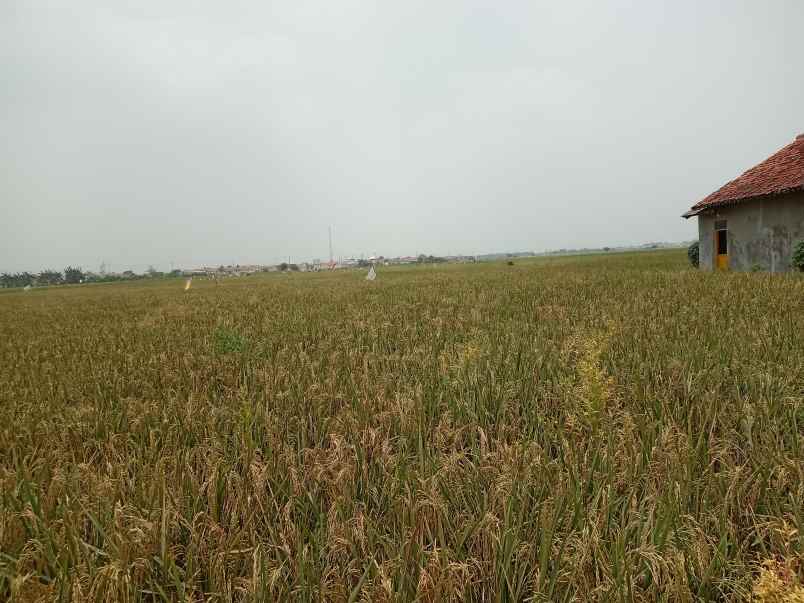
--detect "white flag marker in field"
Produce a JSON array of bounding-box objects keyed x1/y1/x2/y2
[
  {"x1": 365, "y1": 265, "x2": 376, "y2": 281},
  {"x1": 184, "y1": 278, "x2": 192, "y2": 291}
]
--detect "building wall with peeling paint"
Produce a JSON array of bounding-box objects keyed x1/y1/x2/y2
[{"x1": 697, "y1": 191, "x2": 804, "y2": 272}]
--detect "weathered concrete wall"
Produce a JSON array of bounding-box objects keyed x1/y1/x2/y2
[
  {"x1": 698, "y1": 214, "x2": 714, "y2": 270},
  {"x1": 696, "y1": 191, "x2": 804, "y2": 272}
]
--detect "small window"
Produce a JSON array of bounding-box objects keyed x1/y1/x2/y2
[{"x1": 715, "y1": 220, "x2": 727, "y2": 230}]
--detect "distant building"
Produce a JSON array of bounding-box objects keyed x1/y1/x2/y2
[{"x1": 683, "y1": 134, "x2": 804, "y2": 271}]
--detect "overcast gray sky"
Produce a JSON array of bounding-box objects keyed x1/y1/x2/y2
[{"x1": 2, "y1": 1, "x2": 802, "y2": 272}]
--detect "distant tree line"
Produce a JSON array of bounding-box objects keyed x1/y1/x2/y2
[
  {"x1": 0, "y1": 266, "x2": 185, "y2": 289},
  {"x1": 1, "y1": 267, "x2": 86, "y2": 288},
  {"x1": 0, "y1": 272, "x2": 37, "y2": 288},
  {"x1": 417, "y1": 254, "x2": 447, "y2": 264}
]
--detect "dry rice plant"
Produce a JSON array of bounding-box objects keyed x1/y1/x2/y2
[{"x1": 0, "y1": 250, "x2": 802, "y2": 601}]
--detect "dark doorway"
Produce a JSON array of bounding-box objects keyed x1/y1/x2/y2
[
  {"x1": 715, "y1": 225, "x2": 729, "y2": 270},
  {"x1": 716, "y1": 229, "x2": 728, "y2": 255}
]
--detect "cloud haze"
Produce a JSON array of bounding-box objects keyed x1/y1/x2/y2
[{"x1": 2, "y1": 0, "x2": 802, "y2": 271}]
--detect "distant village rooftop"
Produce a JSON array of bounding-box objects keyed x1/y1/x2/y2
[{"x1": 683, "y1": 133, "x2": 804, "y2": 218}]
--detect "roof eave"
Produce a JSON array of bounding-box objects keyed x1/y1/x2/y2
[{"x1": 683, "y1": 185, "x2": 804, "y2": 220}]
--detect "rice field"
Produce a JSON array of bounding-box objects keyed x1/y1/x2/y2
[{"x1": 1, "y1": 249, "x2": 802, "y2": 601}]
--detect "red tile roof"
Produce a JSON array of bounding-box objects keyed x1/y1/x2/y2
[{"x1": 684, "y1": 134, "x2": 804, "y2": 217}]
